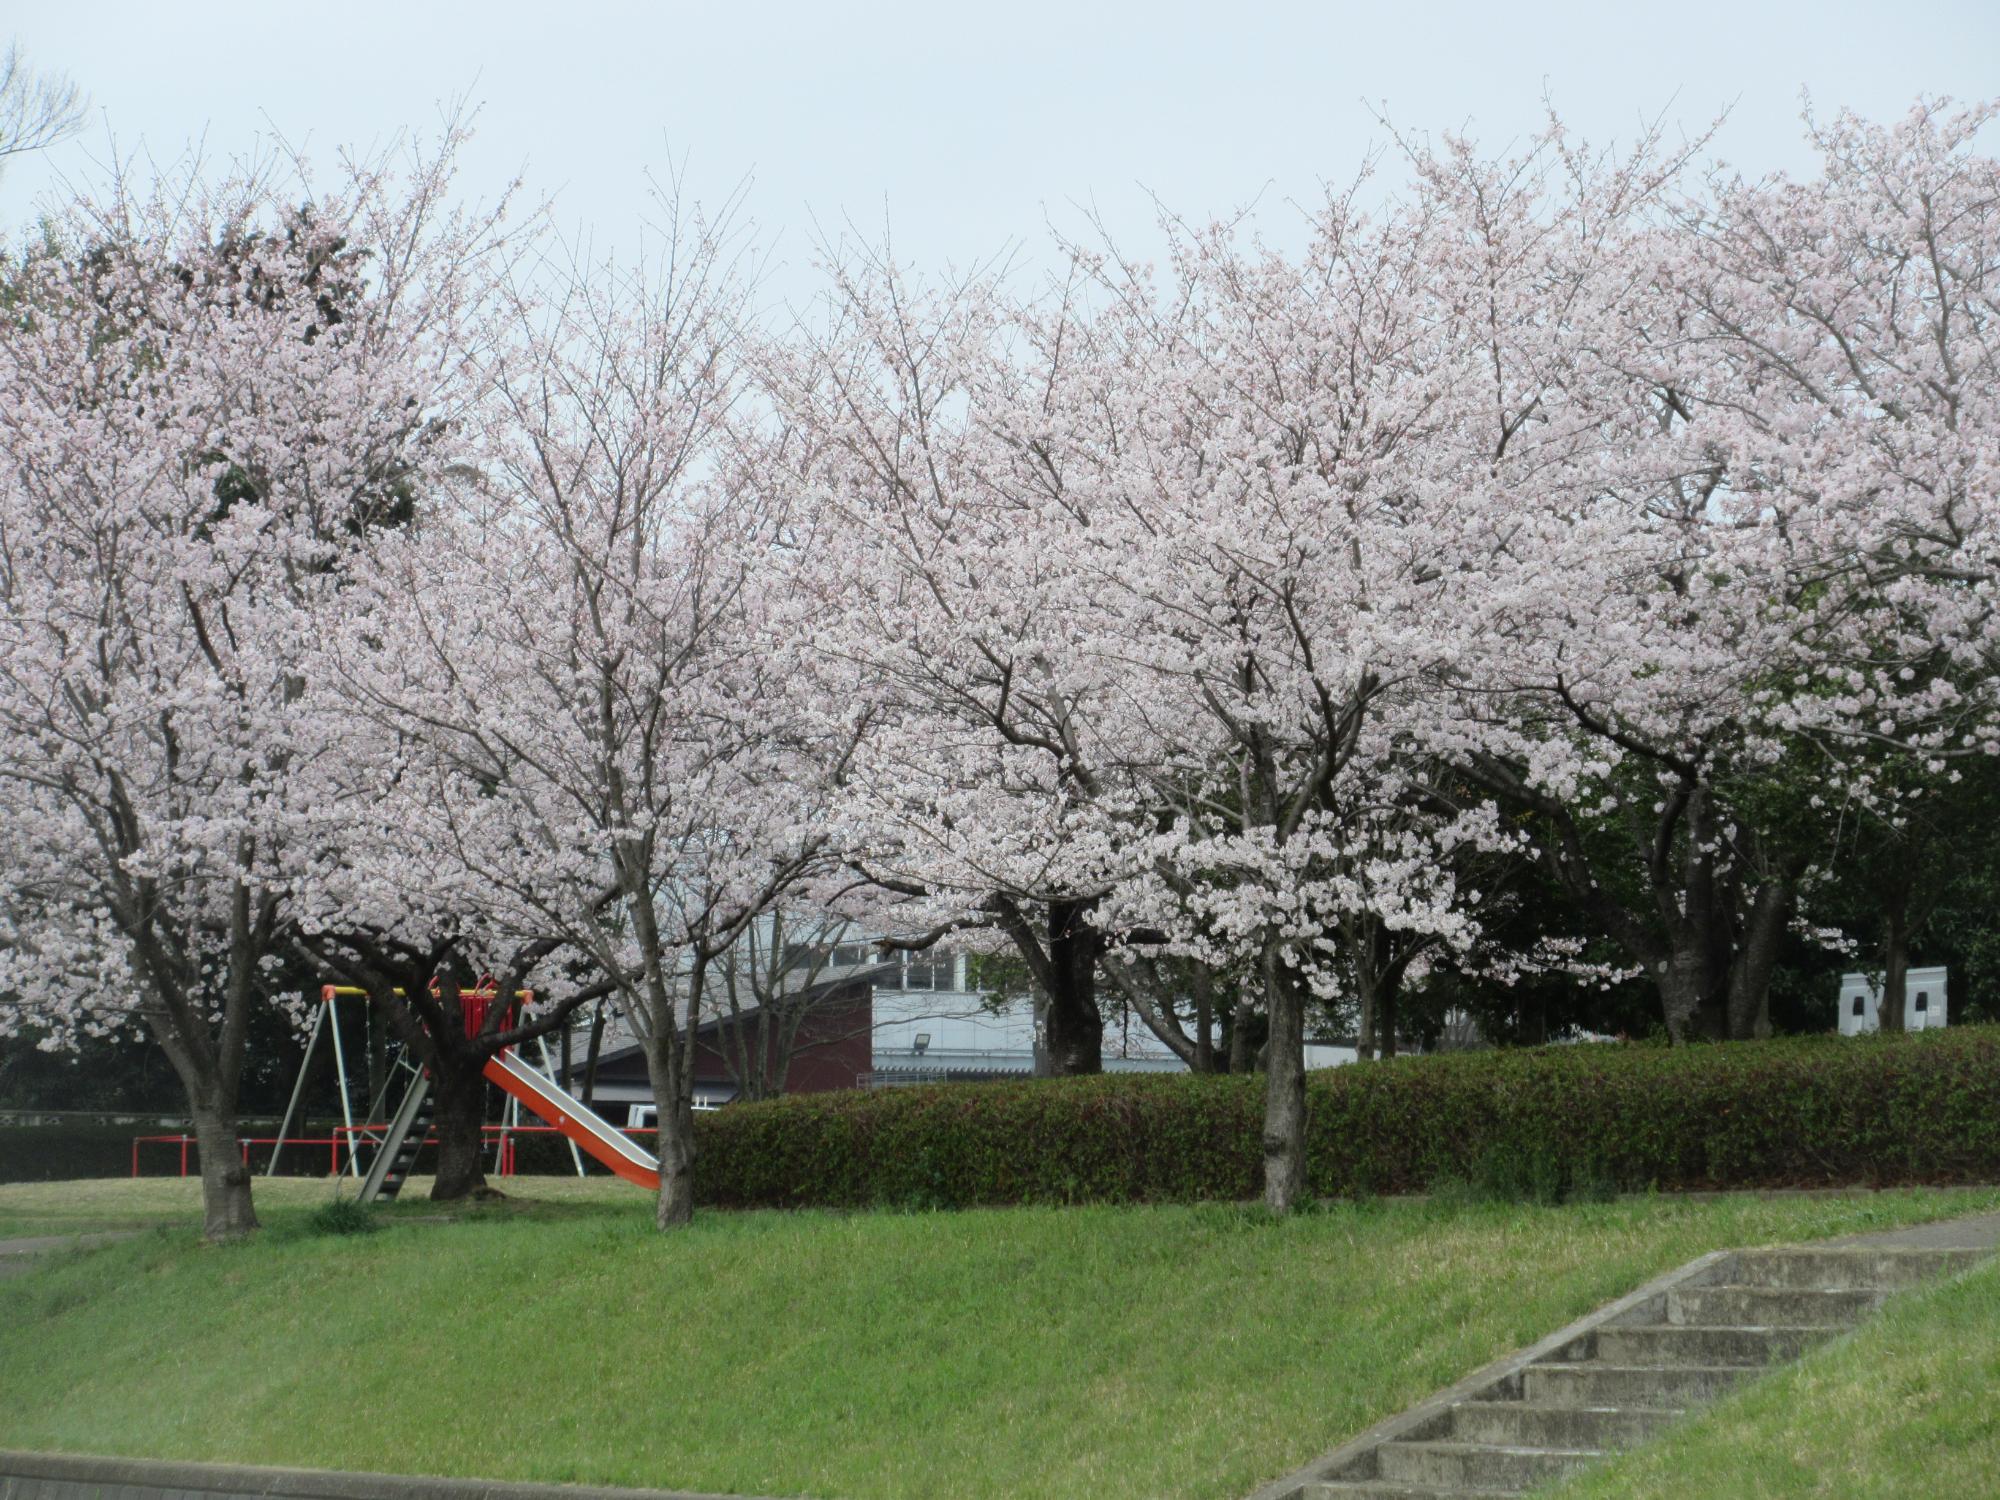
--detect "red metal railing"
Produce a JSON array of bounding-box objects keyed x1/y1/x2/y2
[
  {"x1": 131, "y1": 1122, "x2": 654, "y2": 1178},
  {"x1": 129, "y1": 1134, "x2": 343, "y2": 1178}
]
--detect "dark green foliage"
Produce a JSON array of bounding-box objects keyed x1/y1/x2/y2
[{"x1": 692, "y1": 1029, "x2": 2000, "y2": 1210}]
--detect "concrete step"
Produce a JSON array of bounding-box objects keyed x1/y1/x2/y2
[
  {"x1": 1666, "y1": 1284, "x2": 1883, "y2": 1327},
  {"x1": 1724, "y1": 1247, "x2": 1984, "y2": 1290},
  {"x1": 1593, "y1": 1323, "x2": 1840, "y2": 1367},
  {"x1": 1523, "y1": 1361, "x2": 1756, "y2": 1408},
  {"x1": 1375, "y1": 1439, "x2": 1604, "y2": 1491},
  {"x1": 1448, "y1": 1399, "x2": 1684, "y2": 1450}
]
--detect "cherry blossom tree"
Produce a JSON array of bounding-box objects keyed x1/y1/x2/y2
[
  {"x1": 1426, "y1": 102, "x2": 2000, "y2": 1042},
  {"x1": 1656, "y1": 99, "x2": 2000, "y2": 1029},
  {"x1": 0, "y1": 134, "x2": 508, "y2": 1238},
  {"x1": 757, "y1": 255, "x2": 1156, "y2": 1076},
  {"x1": 312, "y1": 192, "x2": 846, "y2": 1227}
]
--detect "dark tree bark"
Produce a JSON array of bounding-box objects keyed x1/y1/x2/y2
[
  {"x1": 1260, "y1": 945, "x2": 1308, "y2": 1212},
  {"x1": 128, "y1": 874, "x2": 273, "y2": 1241},
  {"x1": 581, "y1": 1004, "x2": 607, "y2": 1107},
  {"x1": 186, "y1": 1097, "x2": 258, "y2": 1239},
  {"x1": 1042, "y1": 899, "x2": 1105, "y2": 1075},
  {"x1": 1727, "y1": 879, "x2": 1793, "y2": 1041},
  {"x1": 428, "y1": 1053, "x2": 491, "y2": 1200},
  {"x1": 983, "y1": 894, "x2": 1105, "y2": 1076},
  {"x1": 1226, "y1": 997, "x2": 1255, "y2": 1075},
  {"x1": 638, "y1": 953, "x2": 708, "y2": 1232},
  {"x1": 1878, "y1": 872, "x2": 1912, "y2": 1035},
  {"x1": 655, "y1": 1093, "x2": 696, "y2": 1229}
]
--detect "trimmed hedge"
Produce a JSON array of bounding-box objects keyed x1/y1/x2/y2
[
  {"x1": 691, "y1": 1028, "x2": 2000, "y2": 1209},
  {"x1": 17, "y1": 1030, "x2": 1998, "y2": 1203}
]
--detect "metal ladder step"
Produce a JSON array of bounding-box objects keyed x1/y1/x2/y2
[{"x1": 357, "y1": 1073, "x2": 432, "y2": 1204}]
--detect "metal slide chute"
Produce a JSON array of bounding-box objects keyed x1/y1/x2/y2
[{"x1": 482, "y1": 1047, "x2": 661, "y2": 1190}]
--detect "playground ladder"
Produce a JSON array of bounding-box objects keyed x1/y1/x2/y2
[{"x1": 357, "y1": 1071, "x2": 433, "y2": 1204}]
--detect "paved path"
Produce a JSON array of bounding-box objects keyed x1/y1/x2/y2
[
  {"x1": 0, "y1": 1452, "x2": 764, "y2": 1500},
  {"x1": 1821, "y1": 1209, "x2": 2000, "y2": 1250}
]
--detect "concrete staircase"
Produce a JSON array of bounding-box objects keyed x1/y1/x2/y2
[{"x1": 1293, "y1": 1245, "x2": 1985, "y2": 1499}]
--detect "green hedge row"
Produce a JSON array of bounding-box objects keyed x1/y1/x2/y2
[
  {"x1": 18, "y1": 1030, "x2": 1999, "y2": 1202},
  {"x1": 690, "y1": 1028, "x2": 2000, "y2": 1209}
]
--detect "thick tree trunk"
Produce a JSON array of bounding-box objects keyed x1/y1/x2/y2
[
  {"x1": 428, "y1": 1056, "x2": 490, "y2": 1201},
  {"x1": 189, "y1": 1101, "x2": 258, "y2": 1241},
  {"x1": 1727, "y1": 881, "x2": 1793, "y2": 1041},
  {"x1": 1659, "y1": 940, "x2": 1728, "y2": 1044},
  {"x1": 1191, "y1": 963, "x2": 1216, "y2": 1074},
  {"x1": 645, "y1": 1031, "x2": 699, "y2": 1231},
  {"x1": 656, "y1": 1098, "x2": 696, "y2": 1229},
  {"x1": 1043, "y1": 899, "x2": 1104, "y2": 1075},
  {"x1": 1260, "y1": 948, "x2": 1308, "y2": 1213}
]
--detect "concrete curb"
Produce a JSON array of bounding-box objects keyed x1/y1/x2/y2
[
  {"x1": 0, "y1": 1452, "x2": 783, "y2": 1500},
  {"x1": 1239, "y1": 1250, "x2": 1736, "y2": 1500}
]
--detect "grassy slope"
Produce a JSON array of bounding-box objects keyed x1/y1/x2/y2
[
  {"x1": 0, "y1": 1183, "x2": 1996, "y2": 1500},
  {"x1": 1549, "y1": 1255, "x2": 2000, "y2": 1500}
]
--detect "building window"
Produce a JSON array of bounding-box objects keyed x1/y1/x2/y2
[{"x1": 902, "y1": 952, "x2": 948, "y2": 991}]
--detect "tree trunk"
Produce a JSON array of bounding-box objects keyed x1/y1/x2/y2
[
  {"x1": 1378, "y1": 978, "x2": 1400, "y2": 1059},
  {"x1": 189, "y1": 1101, "x2": 258, "y2": 1241},
  {"x1": 1043, "y1": 899, "x2": 1104, "y2": 1075},
  {"x1": 1192, "y1": 963, "x2": 1216, "y2": 1074},
  {"x1": 1227, "y1": 997, "x2": 1255, "y2": 1074},
  {"x1": 581, "y1": 1005, "x2": 606, "y2": 1107},
  {"x1": 1520, "y1": 987, "x2": 1548, "y2": 1046},
  {"x1": 429, "y1": 1055, "x2": 490, "y2": 1201},
  {"x1": 1355, "y1": 969, "x2": 1376, "y2": 1062},
  {"x1": 656, "y1": 1097, "x2": 696, "y2": 1229},
  {"x1": 644, "y1": 1030, "x2": 698, "y2": 1231},
  {"x1": 1879, "y1": 878, "x2": 1911, "y2": 1035},
  {"x1": 1727, "y1": 880, "x2": 1793, "y2": 1041},
  {"x1": 1658, "y1": 940, "x2": 1727, "y2": 1044},
  {"x1": 1031, "y1": 983, "x2": 1053, "y2": 1078},
  {"x1": 1260, "y1": 947, "x2": 1308, "y2": 1213}
]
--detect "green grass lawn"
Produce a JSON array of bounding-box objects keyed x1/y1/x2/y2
[
  {"x1": 0, "y1": 1174, "x2": 616, "y2": 1238},
  {"x1": 0, "y1": 1181, "x2": 1996, "y2": 1500},
  {"x1": 1547, "y1": 1253, "x2": 2000, "y2": 1499}
]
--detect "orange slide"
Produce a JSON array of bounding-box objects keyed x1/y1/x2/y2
[{"x1": 481, "y1": 1047, "x2": 661, "y2": 1190}]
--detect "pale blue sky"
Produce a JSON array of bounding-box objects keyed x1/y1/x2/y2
[{"x1": 6, "y1": 0, "x2": 1997, "y2": 315}]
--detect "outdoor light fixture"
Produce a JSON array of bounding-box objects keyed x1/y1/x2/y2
[{"x1": 913, "y1": 1032, "x2": 931, "y2": 1055}]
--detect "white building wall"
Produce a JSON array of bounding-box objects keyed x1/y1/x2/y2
[{"x1": 1838, "y1": 967, "x2": 1948, "y2": 1035}]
